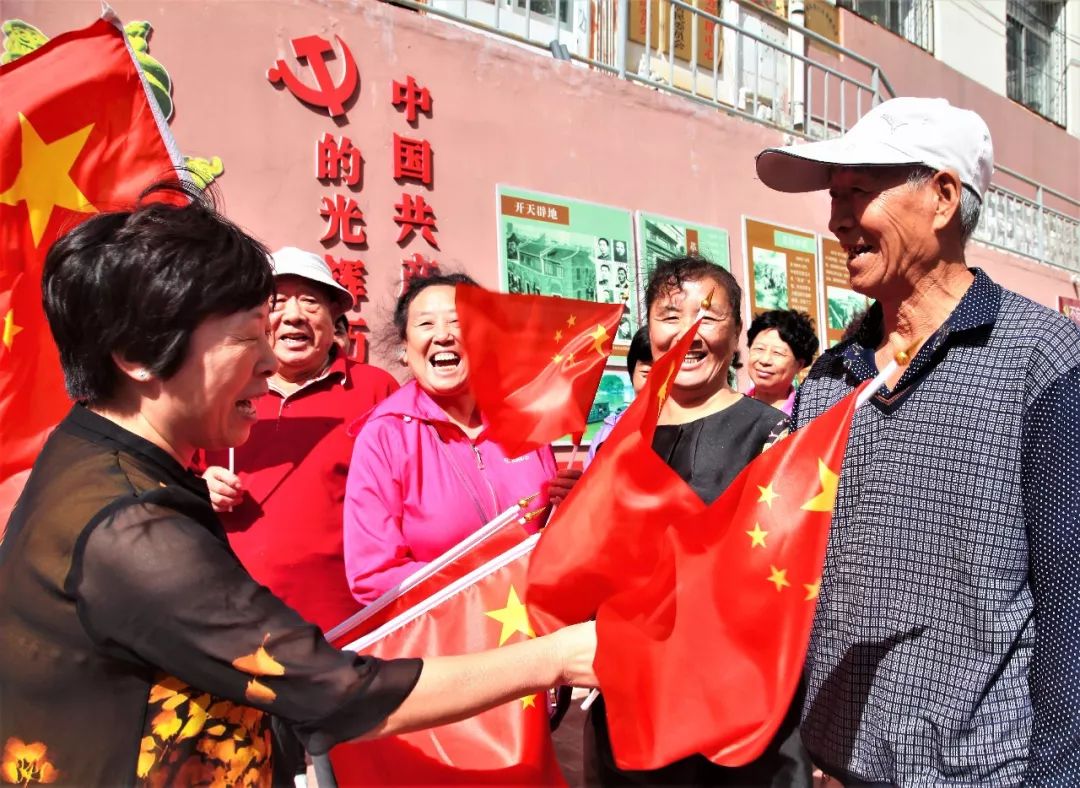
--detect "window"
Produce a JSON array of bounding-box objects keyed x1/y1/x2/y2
[
  {"x1": 513, "y1": 0, "x2": 570, "y2": 26},
  {"x1": 841, "y1": 0, "x2": 934, "y2": 52},
  {"x1": 1006, "y1": 0, "x2": 1066, "y2": 126}
]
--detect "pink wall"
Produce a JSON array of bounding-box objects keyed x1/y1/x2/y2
[{"x1": 7, "y1": 0, "x2": 1078, "y2": 374}]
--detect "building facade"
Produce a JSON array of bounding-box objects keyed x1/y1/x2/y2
[{"x1": 4, "y1": 0, "x2": 1078, "y2": 378}]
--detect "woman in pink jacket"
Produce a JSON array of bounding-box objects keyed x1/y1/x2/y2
[{"x1": 345, "y1": 274, "x2": 577, "y2": 605}]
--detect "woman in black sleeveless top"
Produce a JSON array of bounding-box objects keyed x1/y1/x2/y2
[{"x1": 584, "y1": 256, "x2": 811, "y2": 787}]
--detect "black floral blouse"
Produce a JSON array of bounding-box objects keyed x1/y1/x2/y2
[{"x1": 0, "y1": 406, "x2": 422, "y2": 787}]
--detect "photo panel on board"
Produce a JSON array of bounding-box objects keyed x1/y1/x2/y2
[{"x1": 496, "y1": 185, "x2": 638, "y2": 345}]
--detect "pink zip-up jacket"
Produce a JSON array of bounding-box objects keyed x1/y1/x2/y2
[{"x1": 344, "y1": 380, "x2": 557, "y2": 605}]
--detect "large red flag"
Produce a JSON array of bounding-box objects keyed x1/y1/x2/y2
[
  {"x1": 525, "y1": 318, "x2": 705, "y2": 630},
  {"x1": 0, "y1": 13, "x2": 182, "y2": 523},
  {"x1": 329, "y1": 535, "x2": 565, "y2": 785},
  {"x1": 596, "y1": 387, "x2": 863, "y2": 770},
  {"x1": 455, "y1": 286, "x2": 624, "y2": 459}
]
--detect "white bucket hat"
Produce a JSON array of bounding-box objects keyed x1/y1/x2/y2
[
  {"x1": 269, "y1": 247, "x2": 354, "y2": 312},
  {"x1": 755, "y1": 97, "x2": 993, "y2": 200}
]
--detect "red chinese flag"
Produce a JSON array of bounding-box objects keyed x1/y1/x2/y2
[
  {"x1": 0, "y1": 14, "x2": 182, "y2": 523},
  {"x1": 326, "y1": 513, "x2": 533, "y2": 648},
  {"x1": 596, "y1": 387, "x2": 863, "y2": 770},
  {"x1": 455, "y1": 286, "x2": 624, "y2": 458},
  {"x1": 526, "y1": 319, "x2": 705, "y2": 631},
  {"x1": 329, "y1": 537, "x2": 565, "y2": 785}
]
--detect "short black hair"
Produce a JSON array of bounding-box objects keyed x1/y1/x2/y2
[
  {"x1": 746, "y1": 309, "x2": 819, "y2": 367},
  {"x1": 626, "y1": 325, "x2": 653, "y2": 378},
  {"x1": 644, "y1": 255, "x2": 743, "y2": 368},
  {"x1": 42, "y1": 182, "x2": 274, "y2": 406},
  {"x1": 644, "y1": 256, "x2": 742, "y2": 328},
  {"x1": 392, "y1": 272, "x2": 479, "y2": 341}
]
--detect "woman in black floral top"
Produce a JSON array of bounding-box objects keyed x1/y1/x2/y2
[{"x1": 0, "y1": 184, "x2": 596, "y2": 787}]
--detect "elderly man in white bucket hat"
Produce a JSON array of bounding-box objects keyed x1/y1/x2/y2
[
  {"x1": 200, "y1": 247, "x2": 397, "y2": 634},
  {"x1": 757, "y1": 97, "x2": 1080, "y2": 785}
]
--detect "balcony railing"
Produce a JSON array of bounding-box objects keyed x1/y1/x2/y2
[
  {"x1": 389, "y1": 0, "x2": 1080, "y2": 274},
  {"x1": 975, "y1": 165, "x2": 1080, "y2": 272}
]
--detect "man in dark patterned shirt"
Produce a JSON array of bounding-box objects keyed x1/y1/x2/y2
[{"x1": 755, "y1": 97, "x2": 1080, "y2": 785}]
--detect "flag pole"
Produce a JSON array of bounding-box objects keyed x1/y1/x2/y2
[
  {"x1": 226, "y1": 447, "x2": 235, "y2": 513},
  {"x1": 856, "y1": 337, "x2": 920, "y2": 408},
  {"x1": 325, "y1": 499, "x2": 530, "y2": 642},
  {"x1": 567, "y1": 439, "x2": 582, "y2": 470}
]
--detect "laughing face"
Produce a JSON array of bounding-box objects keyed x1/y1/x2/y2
[
  {"x1": 152, "y1": 304, "x2": 277, "y2": 456},
  {"x1": 828, "y1": 166, "x2": 941, "y2": 302},
  {"x1": 648, "y1": 276, "x2": 739, "y2": 398},
  {"x1": 404, "y1": 284, "x2": 470, "y2": 399},
  {"x1": 269, "y1": 276, "x2": 338, "y2": 383}
]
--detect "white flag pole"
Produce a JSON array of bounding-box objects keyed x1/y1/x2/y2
[
  {"x1": 324, "y1": 499, "x2": 533, "y2": 643},
  {"x1": 343, "y1": 533, "x2": 541, "y2": 654},
  {"x1": 856, "y1": 339, "x2": 918, "y2": 409}
]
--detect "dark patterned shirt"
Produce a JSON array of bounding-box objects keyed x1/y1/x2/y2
[
  {"x1": 793, "y1": 269, "x2": 1080, "y2": 786},
  {"x1": 0, "y1": 406, "x2": 421, "y2": 786}
]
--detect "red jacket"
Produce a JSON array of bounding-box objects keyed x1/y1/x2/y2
[{"x1": 204, "y1": 355, "x2": 397, "y2": 632}]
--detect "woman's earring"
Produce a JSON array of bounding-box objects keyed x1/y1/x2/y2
[{"x1": 136, "y1": 370, "x2": 150, "y2": 381}]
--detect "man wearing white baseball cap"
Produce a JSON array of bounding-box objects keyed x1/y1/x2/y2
[
  {"x1": 757, "y1": 97, "x2": 1080, "y2": 785},
  {"x1": 201, "y1": 247, "x2": 398, "y2": 633}
]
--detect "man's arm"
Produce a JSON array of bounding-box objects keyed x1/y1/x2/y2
[{"x1": 1022, "y1": 364, "x2": 1080, "y2": 784}]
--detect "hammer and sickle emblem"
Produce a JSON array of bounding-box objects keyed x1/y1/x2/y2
[{"x1": 267, "y1": 35, "x2": 359, "y2": 117}]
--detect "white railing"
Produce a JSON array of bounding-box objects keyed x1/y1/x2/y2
[
  {"x1": 975, "y1": 165, "x2": 1080, "y2": 273},
  {"x1": 389, "y1": 0, "x2": 1080, "y2": 273}
]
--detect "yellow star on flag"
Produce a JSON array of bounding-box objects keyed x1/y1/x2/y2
[
  {"x1": 590, "y1": 324, "x2": 609, "y2": 355},
  {"x1": 2, "y1": 309, "x2": 24, "y2": 350},
  {"x1": 746, "y1": 522, "x2": 768, "y2": 548},
  {"x1": 552, "y1": 352, "x2": 564, "y2": 364},
  {"x1": 0, "y1": 113, "x2": 97, "y2": 246},
  {"x1": 565, "y1": 352, "x2": 574, "y2": 364},
  {"x1": 484, "y1": 585, "x2": 535, "y2": 646},
  {"x1": 566, "y1": 314, "x2": 577, "y2": 328},
  {"x1": 554, "y1": 329, "x2": 563, "y2": 343},
  {"x1": 801, "y1": 458, "x2": 840, "y2": 512},
  {"x1": 656, "y1": 366, "x2": 677, "y2": 414},
  {"x1": 521, "y1": 694, "x2": 538, "y2": 709},
  {"x1": 804, "y1": 578, "x2": 821, "y2": 601},
  {"x1": 757, "y1": 482, "x2": 779, "y2": 508},
  {"x1": 766, "y1": 565, "x2": 790, "y2": 592}
]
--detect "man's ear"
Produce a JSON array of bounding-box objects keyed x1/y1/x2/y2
[{"x1": 931, "y1": 169, "x2": 963, "y2": 233}]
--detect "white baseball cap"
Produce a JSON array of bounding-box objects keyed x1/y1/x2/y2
[
  {"x1": 755, "y1": 97, "x2": 993, "y2": 200},
  {"x1": 269, "y1": 247, "x2": 354, "y2": 312}
]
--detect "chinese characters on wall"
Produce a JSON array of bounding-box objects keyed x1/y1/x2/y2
[{"x1": 267, "y1": 36, "x2": 444, "y2": 359}]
